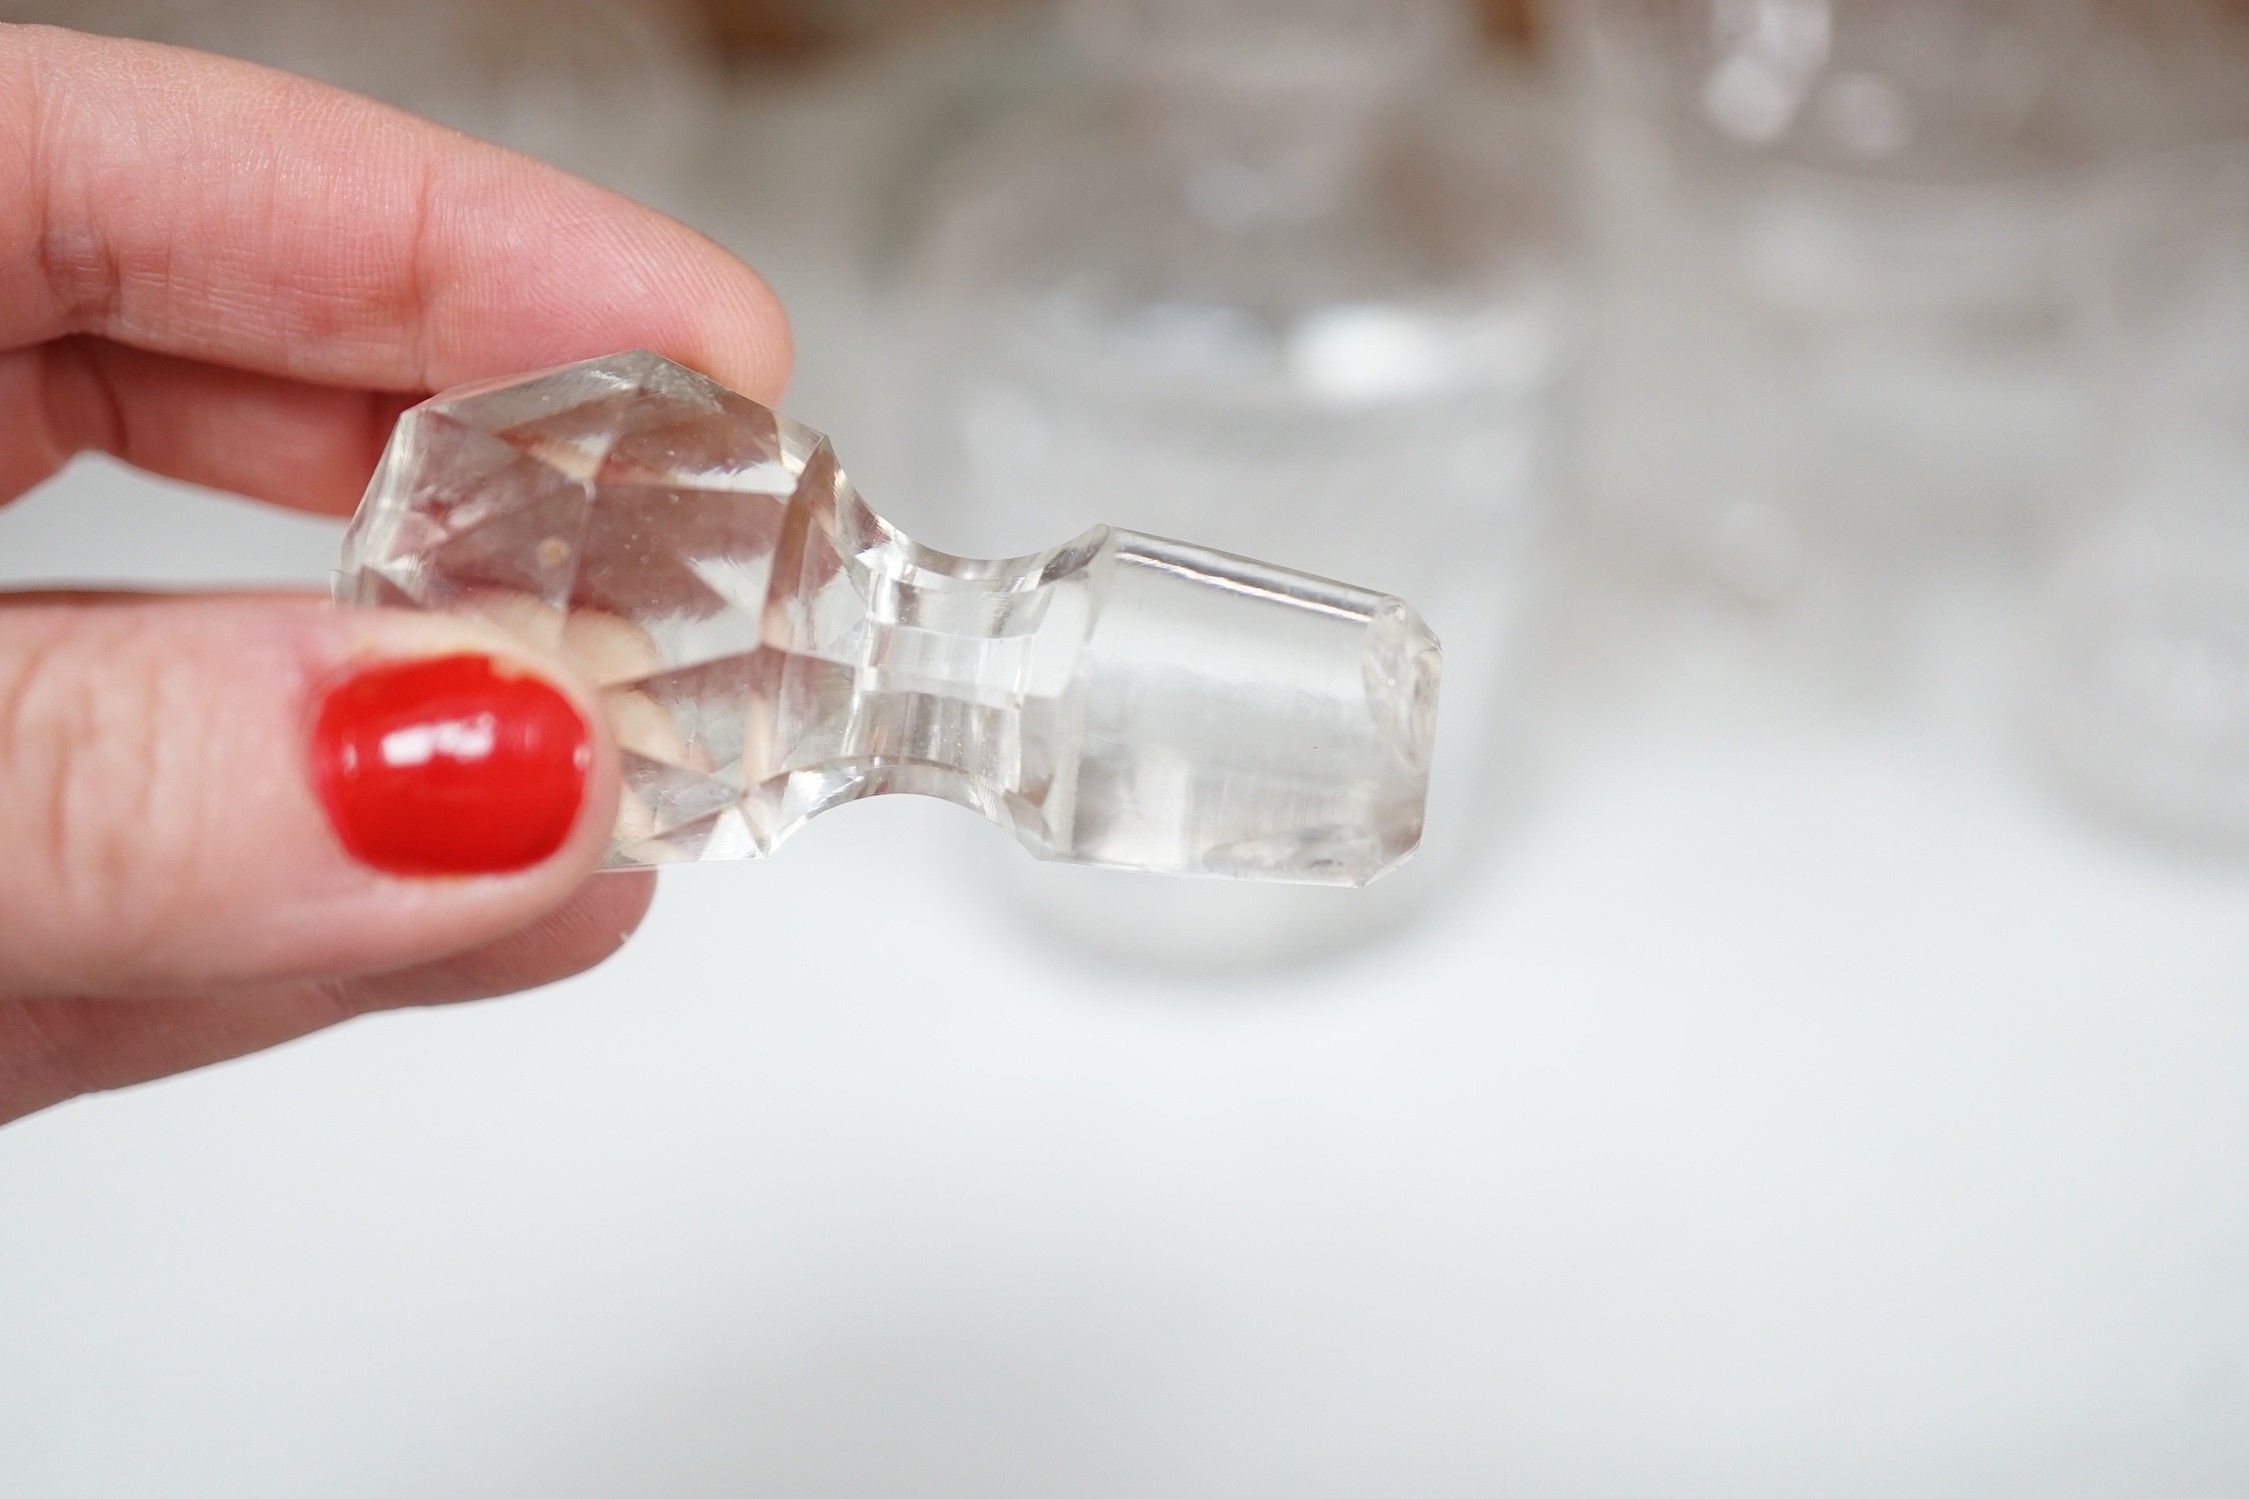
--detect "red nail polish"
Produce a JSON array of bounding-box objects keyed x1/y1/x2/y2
[{"x1": 311, "y1": 654, "x2": 592, "y2": 877}]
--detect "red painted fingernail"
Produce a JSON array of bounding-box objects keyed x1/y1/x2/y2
[{"x1": 311, "y1": 654, "x2": 592, "y2": 877}]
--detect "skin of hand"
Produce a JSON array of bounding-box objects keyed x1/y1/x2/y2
[{"x1": 0, "y1": 23, "x2": 792, "y2": 1127}]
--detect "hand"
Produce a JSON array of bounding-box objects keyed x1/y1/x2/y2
[{"x1": 0, "y1": 24, "x2": 791, "y2": 1127}]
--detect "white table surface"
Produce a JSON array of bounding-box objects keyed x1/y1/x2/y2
[{"x1": 4, "y1": 55, "x2": 2249, "y2": 1499}]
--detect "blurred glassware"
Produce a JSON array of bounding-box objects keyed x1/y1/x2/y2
[
  {"x1": 1557, "y1": 0, "x2": 2243, "y2": 594},
  {"x1": 2032, "y1": 149, "x2": 2249, "y2": 849},
  {"x1": 695, "y1": 0, "x2": 1546, "y2": 67},
  {"x1": 884, "y1": 0, "x2": 1573, "y2": 969},
  {"x1": 4, "y1": 0, "x2": 717, "y2": 212}
]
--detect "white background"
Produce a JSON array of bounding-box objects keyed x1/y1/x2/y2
[{"x1": 4, "y1": 54, "x2": 2249, "y2": 1499}]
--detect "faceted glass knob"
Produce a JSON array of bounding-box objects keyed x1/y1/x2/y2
[{"x1": 337, "y1": 352, "x2": 1439, "y2": 885}]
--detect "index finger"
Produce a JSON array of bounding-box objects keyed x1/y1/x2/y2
[{"x1": 0, "y1": 23, "x2": 791, "y2": 402}]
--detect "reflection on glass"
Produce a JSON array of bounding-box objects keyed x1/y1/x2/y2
[{"x1": 890, "y1": 0, "x2": 1571, "y2": 968}]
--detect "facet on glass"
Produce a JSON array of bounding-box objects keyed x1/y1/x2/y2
[{"x1": 338, "y1": 351, "x2": 1438, "y2": 885}]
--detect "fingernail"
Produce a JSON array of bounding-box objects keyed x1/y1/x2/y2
[{"x1": 311, "y1": 654, "x2": 592, "y2": 876}]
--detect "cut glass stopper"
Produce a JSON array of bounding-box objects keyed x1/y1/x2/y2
[{"x1": 337, "y1": 351, "x2": 1439, "y2": 885}]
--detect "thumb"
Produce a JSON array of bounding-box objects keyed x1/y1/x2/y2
[{"x1": 0, "y1": 593, "x2": 620, "y2": 1000}]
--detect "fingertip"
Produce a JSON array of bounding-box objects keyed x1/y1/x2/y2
[
  {"x1": 512, "y1": 867, "x2": 658, "y2": 976},
  {"x1": 7, "y1": 27, "x2": 797, "y2": 405},
  {"x1": 691, "y1": 243, "x2": 795, "y2": 408},
  {"x1": 327, "y1": 868, "x2": 658, "y2": 1018},
  {"x1": 403, "y1": 144, "x2": 797, "y2": 405},
  {"x1": 0, "y1": 597, "x2": 629, "y2": 1000}
]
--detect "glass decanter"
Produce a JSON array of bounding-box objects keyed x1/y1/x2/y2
[{"x1": 885, "y1": 0, "x2": 1571, "y2": 968}]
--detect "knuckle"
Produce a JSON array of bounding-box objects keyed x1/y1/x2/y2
[{"x1": 0, "y1": 611, "x2": 202, "y2": 967}]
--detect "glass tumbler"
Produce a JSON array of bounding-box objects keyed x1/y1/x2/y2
[{"x1": 884, "y1": 0, "x2": 1573, "y2": 970}]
